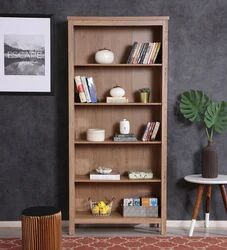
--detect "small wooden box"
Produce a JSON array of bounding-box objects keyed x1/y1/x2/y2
[{"x1": 123, "y1": 206, "x2": 158, "y2": 217}]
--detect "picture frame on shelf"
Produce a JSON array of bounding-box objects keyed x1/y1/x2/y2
[{"x1": 0, "y1": 14, "x2": 53, "y2": 94}]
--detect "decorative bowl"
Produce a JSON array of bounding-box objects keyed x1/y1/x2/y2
[
  {"x1": 96, "y1": 167, "x2": 112, "y2": 174},
  {"x1": 87, "y1": 129, "x2": 105, "y2": 142}
]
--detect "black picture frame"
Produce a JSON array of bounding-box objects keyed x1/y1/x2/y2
[{"x1": 0, "y1": 14, "x2": 54, "y2": 95}]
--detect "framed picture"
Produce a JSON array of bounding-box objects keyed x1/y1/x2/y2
[{"x1": 0, "y1": 14, "x2": 52, "y2": 94}]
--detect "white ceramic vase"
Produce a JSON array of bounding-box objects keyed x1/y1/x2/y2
[
  {"x1": 110, "y1": 86, "x2": 125, "y2": 97},
  {"x1": 120, "y1": 119, "x2": 130, "y2": 134},
  {"x1": 95, "y1": 49, "x2": 114, "y2": 64}
]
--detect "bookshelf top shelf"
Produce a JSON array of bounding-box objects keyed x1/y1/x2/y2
[
  {"x1": 74, "y1": 64, "x2": 162, "y2": 67},
  {"x1": 68, "y1": 16, "x2": 169, "y2": 21}
]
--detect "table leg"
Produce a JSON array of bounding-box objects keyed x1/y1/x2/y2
[
  {"x1": 219, "y1": 184, "x2": 227, "y2": 212},
  {"x1": 189, "y1": 184, "x2": 205, "y2": 237},
  {"x1": 205, "y1": 185, "x2": 211, "y2": 228}
]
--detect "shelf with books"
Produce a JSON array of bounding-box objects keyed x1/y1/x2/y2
[
  {"x1": 75, "y1": 175, "x2": 161, "y2": 183},
  {"x1": 74, "y1": 67, "x2": 162, "y2": 103},
  {"x1": 74, "y1": 211, "x2": 161, "y2": 224},
  {"x1": 73, "y1": 25, "x2": 162, "y2": 65},
  {"x1": 74, "y1": 102, "x2": 162, "y2": 106},
  {"x1": 74, "y1": 140, "x2": 162, "y2": 145}
]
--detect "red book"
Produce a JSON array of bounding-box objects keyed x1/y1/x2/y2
[
  {"x1": 142, "y1": 122, "x2": 151, "y2": 141},
  {"x1": 147, "y1": 122, "x2": 156, "y2": 141},
  {"x1": 75, "y1": 76, "x2": 86, "y2": 103}
]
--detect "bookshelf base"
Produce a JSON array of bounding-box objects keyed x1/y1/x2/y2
[{"x1": 74, "y1": 211, "x2": 161, "y2": 224}]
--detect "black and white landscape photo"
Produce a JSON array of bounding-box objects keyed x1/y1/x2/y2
[{"x1": 4, "y1": 34, "x2": 45, "y2": 75}]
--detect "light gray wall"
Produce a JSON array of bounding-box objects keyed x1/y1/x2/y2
[{"x1": 0, "y1": 0, "x2": 227, "y2": 220}]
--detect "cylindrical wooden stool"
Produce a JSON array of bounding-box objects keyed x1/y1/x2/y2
[{"x1": 22, "y1": 206, "x2": 62, "y2": 250}]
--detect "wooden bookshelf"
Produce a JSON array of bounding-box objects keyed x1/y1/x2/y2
[{"x1": 68, "y1": 16, "x2": 168, "y2": 235}]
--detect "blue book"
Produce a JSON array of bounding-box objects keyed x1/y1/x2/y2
[
  {"x1": 86, "y1": 77, "x2": 97, "y2": 103},
  {"x1": 149, "y1": 198, "x2": 158, "y2": 207},
  {"x1": 133, "y1": 198, "x2": 141, "y2": 207}
]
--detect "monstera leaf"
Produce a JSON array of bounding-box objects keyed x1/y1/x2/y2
[
  {"x1": 204, "y1": 101, "x2": 227, "y2": 133},
  {"x1": 180, "y1": 90, "x2": 210, "y2": 122}
]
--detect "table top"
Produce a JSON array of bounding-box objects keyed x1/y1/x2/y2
[{"x1": 184, "y1": 174, "x2": 227, "y2": 184}]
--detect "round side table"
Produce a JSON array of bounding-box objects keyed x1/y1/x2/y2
[
  {"x1": 184, "y1": 174, "x2": 227, "y2": 237},
  {"x1": 21, "y1": 206, "x2": 62, "y2": 250}
]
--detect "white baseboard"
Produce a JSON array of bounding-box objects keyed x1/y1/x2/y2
[
  {"x1": 167, "y1": 220, "x2": 227, "y2": 228},
  {"x1": 0, "y1": 221, "x2": 21, "y2": 227},
  {"x1": 0, "y1": 220, "x2": 226, "y2": 228},
  {"x1": 0, "y1": 220, "x2": 68, "y2": 227}
]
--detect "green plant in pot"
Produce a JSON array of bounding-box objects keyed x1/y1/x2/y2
[
  {"x1": 179, "y1": 90, "x2": 227, "y2": 178},
  {"x1": 139, "y1": 88, "x2": 150, "y2": 103}
]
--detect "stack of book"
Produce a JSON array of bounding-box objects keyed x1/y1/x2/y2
[
  {"x1": 123, "y1": 197, "x2": 158, "y2": 207},
  {"x1": 142, "y1": 122, "x2": 160, "y2": 141},
  {"x1": 113, "y1": 133, "x2": 138, "y2": 142},
  {"x1": 123, "y1": 196, "x2": 159, "y2": 217},
  {"x1": 74, "y1": 76, "x2": 97, "y2": 103},
  {"x1": 89, "y1": 170, "x2": 120, "y2": 180},
  {"x1": 106, "y1": 97, "x2": 129, "y2": 103},
  {"x1": 127, "y1": 42, "x2": 161, "y2": 64}
]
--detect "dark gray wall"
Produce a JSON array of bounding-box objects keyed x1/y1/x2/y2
[{"x1": 1, "y1": 0, "x2": 227, "y2": 221}]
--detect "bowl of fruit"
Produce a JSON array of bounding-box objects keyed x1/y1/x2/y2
[{"x1": 88, "y1": 198, "x2": 114, "y2": 216}]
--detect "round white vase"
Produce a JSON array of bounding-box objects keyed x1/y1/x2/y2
[
  {"x1": 110, "y1": 86, "x2": 125, "y2": 97},
  {"x1": 95, "y1": 49, "x2": 114, "y2": 64}
]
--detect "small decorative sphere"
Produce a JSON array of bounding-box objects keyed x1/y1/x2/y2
[
  {"x1": 110, "y1": 86, "x2": 125, "y2": 97},
  {"x1": 95, "y1": 49, "x2": 114, "y2": 64}
]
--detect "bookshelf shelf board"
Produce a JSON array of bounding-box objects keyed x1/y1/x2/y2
[
  {"x1": 74, "y1": 64, "x2": 162, "y2": 67},
  {"x1": 75, "y1": 175, "x2": 161, "y2": 183},
  {"x1": 74, "y1": 211, "x2": 161, "y2": 224},
  {"x1": 74, "y1": 140, "x2": 162, "y2": 145},
  {"x1": 74, "y1": 102, "x2": 162, "y2": 106}
]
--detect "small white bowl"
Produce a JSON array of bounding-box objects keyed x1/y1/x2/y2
[
  {"x1": 96, "y1": 167, "x2": 112, "y2": 174},
  {"x1": 87, "y1": 129, "x2": 105, "y2": 142}
]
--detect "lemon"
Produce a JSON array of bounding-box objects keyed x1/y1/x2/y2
[
  {"x1": 92, "y1": 205, "x2": 99, "y2": 214},
  {"x1": 105, "y1": 205, "x2": 111, "y2": 214},
  {"x1": 99, "y1": 207, "x2": 107, "y2": 215},
  {"x1": 98, "y1": 201, "x2": 106, "y2": 208}
]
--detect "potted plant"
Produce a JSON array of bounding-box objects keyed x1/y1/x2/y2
[
  {"x1": 139, "y1": 88, "x2": 150, "y2": 103},
  {"x1": 179, "y1": 90, "x2": 227, "y2": 178}
]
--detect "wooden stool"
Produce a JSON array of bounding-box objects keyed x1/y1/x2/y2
[
  {"x1": 184, "y1": 174, "x2": 227, "y2": 237},
  {"x1": 22, "y1": 206, "x2": 62, "y2": 250}
]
